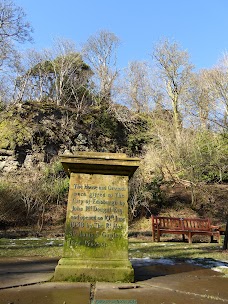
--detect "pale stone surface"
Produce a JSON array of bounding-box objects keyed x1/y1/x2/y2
[
  {"x1": 0, "y1": 282, "x2": 91, "y2": 304},
  {"x1": 54, "y1": 152, "x2": 140, "y2": 282},
  {"x1": 63, "y1": 173, "x2": 129, "y2": 259},
  {"x1": 60, "y1": 152, "x2": 140, "y2": 177}
]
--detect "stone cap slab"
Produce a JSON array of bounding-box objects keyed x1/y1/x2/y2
[{"x1": 60, "y1": 152, "x2": 140, "y2": 177}]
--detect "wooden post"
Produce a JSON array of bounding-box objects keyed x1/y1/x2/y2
[
  {"x1": 222, "y1": 219, "x2": 228, "y2": 250},
  {"x1": 151, "y1": 215, "x2": 156, "y2": 242}
]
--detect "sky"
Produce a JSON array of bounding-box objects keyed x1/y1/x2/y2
[{"x1": 15, "y1": 0, "x2": 228, "y2": 71}]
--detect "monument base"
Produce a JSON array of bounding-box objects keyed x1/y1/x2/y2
[{"x1": 54, "y1": 258, "x2": 134, "y2": 282}]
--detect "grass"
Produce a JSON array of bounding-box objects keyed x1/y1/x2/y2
[
  {"x1": 129, "y1": 237, "x2": 228, "y2": 275},
  {"x1": 0, "y1": 237, "x2": 64, "y2": 257},
  {"x1": 128, "y1": 238, "x2": 227, "y2": 260},
  {"x1": 0, "y1": 236, "x2": 227, "y2": 261}
]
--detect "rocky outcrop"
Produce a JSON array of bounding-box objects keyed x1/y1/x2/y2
[{"x1": 0, "y1": 102, "x2": 139, "y2": 173}]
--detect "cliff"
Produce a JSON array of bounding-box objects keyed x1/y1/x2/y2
[{"x1": 0, "y1": 101, "x2": 146, "y2": 173}]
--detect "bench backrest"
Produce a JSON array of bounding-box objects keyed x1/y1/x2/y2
[
  {"x1": 152, "y1": 216, "x2": 183, "y2": 230},
  {"x1": 182, "y1": 218, "x2": 211, "y2": 231},
  {"x1": 152, "y1": 216, "x2": 211, "y2": 231}
]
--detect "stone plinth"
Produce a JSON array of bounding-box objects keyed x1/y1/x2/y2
[{"x1": 54, "y1": 152, "x2": 140, "y2": 282}]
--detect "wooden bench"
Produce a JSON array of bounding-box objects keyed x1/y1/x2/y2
[{"x1": 151, "y1": 215, "x2": 221, "y2": 244}]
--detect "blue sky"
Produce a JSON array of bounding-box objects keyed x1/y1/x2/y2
[{"x1": 16, "y1": 0, "x2": 228, "y2": 71}]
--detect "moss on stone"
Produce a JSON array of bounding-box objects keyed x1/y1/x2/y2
[
  {"x1": 0, "y1": 116, "x2": 32, "y2": 149},
  {"x1": 54, "y1": 258, "x2": 134, "y2": 282}
]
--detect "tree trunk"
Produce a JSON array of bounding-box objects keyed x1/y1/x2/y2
[{"x1": 223, "y1": 219, "x2": 228, "y2": 250}]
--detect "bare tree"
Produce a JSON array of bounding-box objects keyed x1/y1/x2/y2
[
  {"x1": 0, "y1": 0, "x2": 32, "y2": 103},
  {"x1": 120, "y1": 61, "x2": 155, "y2": 113},
  {"x1": 13, "y1": 49, "x2": 47, "y2": 102},
  {"x1": 82, "y1": 30, "x2": 120, "y2": 106},
  {"x1": 0, "y1": 0, "x2": 32, "y2": 69},
  {"x1": 49, "y1": 38, "x2": 92, "y2": 107},
  {"x1": 14, "y1": 39, "x2": 93, "y2": 114},
  {"x1": 187, "y1": 71, "x2": 215, "y2": 130},
  {"x1": 152, "y1": 39, "x2": 193, "y2": 134},
  {"x1": 202, "y1": 55, "x2": 228, "y2": 130}
]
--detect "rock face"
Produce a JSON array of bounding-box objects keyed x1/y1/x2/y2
[
  {"x1": 0, "y1": 102, "x2": 135, "y2": 173},
  {"x1": 0, "y1": 149, "x2": 19, "y2": 172}
]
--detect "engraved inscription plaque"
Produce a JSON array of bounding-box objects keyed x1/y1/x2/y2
[{"x1": 65, "y1": 173, "x2": 128, "y2": 259}]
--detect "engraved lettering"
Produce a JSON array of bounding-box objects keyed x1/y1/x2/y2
[
  {"x1": 84, "y1": 184, "x2": 98, "y2": 190},
  {"x1": 73, "y1": 184, "x2": 83, "y2": 189},
  {"x1": 89, "y1": 192, "x2": 106, "y2": 198},
  {"x1": 67, "y1": 174, "x2": 129, "y2": 252},
  {"x1": 73, "y1": 192, "x2": 86, "y2": 196}
]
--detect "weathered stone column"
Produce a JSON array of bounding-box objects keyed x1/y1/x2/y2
[{"x1": 54, "y1": 152, "x2": 140, "y2": 282}]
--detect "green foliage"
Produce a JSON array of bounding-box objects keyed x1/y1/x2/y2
[
  {"x1": 177, "y1": 131, "x2": 228, "y2": 183},
  {"x1": 19, "y1": 52, "x2": 93, "y2": 105},
  {"x1": 53, "y1": 178, "x2": 69, "y2": 196},
  {"x1": 44, "y1": 161, "x2": 65, "y2": 178},
  {"x1": 127, "y1": 113, "x2": 153, "y2": 154},
  {"x1": 35, "y1": 162, "x2": 69, "y2": 206},
  {"x1": 0, "y1": 115, "x2": 32, "y2": 149},
  {"x1": 147, "y1": 176, "x2": 164, "y2": 207},
  {"x1": 0, "y1": 100, "x2": 6, "y2": 112},
  {"x1": 96, "y1": 109, "x2": 119, "y2": 138},
  {"x1": 86, "y1": 106, "x2": 128, "y2": 152}
]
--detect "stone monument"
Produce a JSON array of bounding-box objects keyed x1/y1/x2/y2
[{"x1": 54, "y1": 152, "x2": 140, "y2": 282}]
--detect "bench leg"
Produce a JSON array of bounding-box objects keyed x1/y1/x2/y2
[
  {"x1": 210, "y1": 235, "x2": 214, "y2": 243},
  {"x1": 182, "y1": 234, "x2": 186, "y2": 242},
  {"x1": 188, "y1": 232, "x2": 192, "y2": 244},
  {"x1": 152, "y1": 231, "x2": 156, "y2": 242},
  {"x1": 218, "y1": 233, "x2": 222, "y2": 244},
  {"x1": 157, "y1": 230, "x2": 161, "y2": 242}
]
